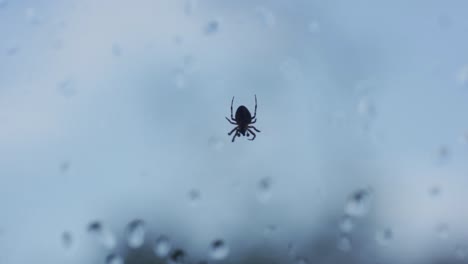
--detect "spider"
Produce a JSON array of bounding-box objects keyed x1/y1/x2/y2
[{"x1": 225, "y1": 95, "x2": 261, "y2": 142}]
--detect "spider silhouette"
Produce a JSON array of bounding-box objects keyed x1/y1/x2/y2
[{"x1": 225, "y1": 95, "x2": 261, "y2": 142}]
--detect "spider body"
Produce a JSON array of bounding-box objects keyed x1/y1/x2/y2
[{"x1": 226, "y1": 95, "x2": 261, "y2": 142}]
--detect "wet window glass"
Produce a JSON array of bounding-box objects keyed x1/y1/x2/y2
[{"x1": 1, "y1": 0, "x2": 468, "y2": 263}]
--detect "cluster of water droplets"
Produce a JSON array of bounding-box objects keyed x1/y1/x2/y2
[{"x1": 336, "y1": 188, "x2": 376, "y2": 252}]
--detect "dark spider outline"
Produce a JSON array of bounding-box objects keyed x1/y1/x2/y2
[{"x1": 225, "y1": 95, "x2": 261, "y2": 142}]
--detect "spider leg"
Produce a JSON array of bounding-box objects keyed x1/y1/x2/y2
[
  {"x1": 231, "y1": 131, "x2": 238, "y2": 142},
  {"x1": 225, "y1": 117, "x2": 236, "y2": 124},
  {"x1": 248, "y1": 125, "x2": 261, "y2": 132},
  {"x1": 251, "y1": 118, "x2": 257, "y2": 124},
  {"x1": 251, "y1": 94, "x2": 258, "y2": 119},
  {"x1": 228, "y1": 127, "x2": 237, "y2": 136},
  {"x1": 230, "y1": 96, "x2": 236, "y2": 121},
  {"x1": 247, "y1": 129, "x2": 256, "y2": 141}
]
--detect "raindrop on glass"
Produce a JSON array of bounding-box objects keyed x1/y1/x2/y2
[
  {"x1": 112, "y1": 44, "x2": 122, "y2": 57},
  {"x1": 459, "y1": 131, "x2": 468, "y2": 145},
  {"x1": 280, "y1": 57, "x2": 302, "y2": 82},
  {"x1": 106, "y1": 253, "x2": 124, "y2": 264},
  {"x1": 263, "y1": 224, "x2": 277, "y2": 236},
  {"x1": 255, "y1": 7, "x2": 275, "y2": 27},
  {"x1": 429, "y1": 185, "x2": 441, "y2": 197},
  {"x1": 437, "y1": 14, "x2": 451, "y2": 30},
  {"x1": 436, "y1": 223, "x2": 449, "y2": 240},
  {"x1": 375, "y1": 228, "x2": 393, "y2": 246},
  {"x1": 57, "y1": 78, "x2": 76, "y2": 97},
  {"x1": 6, "y1": 43, "x2": 19, "y2": 56},
  {"x1": 210, "y1": 239, "x2": 229, "y2": 260},
  {"x1": 295, "y1": 257, "x2": 309, "y2": 264},
  {"x1": 126, "y1": 219, "x2": 145, "y2": 248},
  {"x1": 204, "y1": 20, "x2": 219, "y2": 35},
  {"x1": 339, "y1": 215, "x2": 354, "y2": 233},
  {"x1": 208, "y1": 136, "x2": 224, "y2": 151},
  {"x1": 345, "y1": 188, "x2": 372, "y2": 217},
  {"x1": 257, "y1": 177, "x2": 273, "y2": 203},
  {"x1": 184, "y1": 0, "x2": 197, "y2": 16},
  {"x1": 52, "y1": 39, "x2": 63, "y2": 51},
  {"x1": 170, "y1": 248, "x2": 185, "y2": 264},
  {"x1": 0, "y1": 0, "x2": 7, "y2": 8},
  {"x1": 87, "y1": 220, "x2": 116, "y2": 249},
  {"x1": 456, "y1": 65, "x2": 468, "y2": 87},
  {"x1": 173, "y1": 69, "x2": 186, "y2": 90},
  {"x1": 153, "y1": 235, "x2": 171, "y2": 258},
  {"x1": 337, "y1": 235, "x2": 352, "y2": 252},
  {"x1": 307, "y1": 21, "x2": 320, "y2": 33},
  {"x1": 357, "y1": 97, "x2": 376, "y2": 118},
  {"x1": 436, "y1": 145, "x2": 450, "y2": 164},
  {"x1": 188, "y1": 189, "x2": 201, "y2": 202},
  {"x1": 287, "y1": 242, "x2": 297, "y2": 257},
  {"x1": 455, "y1": 244, "x2": 467, "y2": 260},
  {"x1": 61, "y1": 231, "x2": 73, "y2": 249},
  {"x1": 25, "y1": 7, "x2": 41, "y2": 24},
  {"x1": 60, "y1": 160, "x2": 70, "y2": 173}
]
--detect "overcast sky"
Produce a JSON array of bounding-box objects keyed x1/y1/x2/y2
[{"x1": 1, "y1": 0, "x2": 468, "y2": 263}]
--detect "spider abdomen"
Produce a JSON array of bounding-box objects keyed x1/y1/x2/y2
[{"x1": 235, "y1": 105, "x2": 252, "y2": 125}]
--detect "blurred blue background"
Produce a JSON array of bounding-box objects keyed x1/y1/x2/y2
[{"x1": 1, "y1": 0, "x2": 468, "y2": 263}]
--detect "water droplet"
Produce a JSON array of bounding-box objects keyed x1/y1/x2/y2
[
  {"x1": 357, "y1": 97, "x2": 376, "y2": 118},
  {"x1": 429, "y1": 185, "x2": 441, "y2": 197},
  {"x1": 437, "y1": 15, "x2": 452, "y2": 30},
  {"x1": 307, "y1": 21, "x2": 320, "y2": 33},
  {"x1": 436, "y1": 145, "x2": 450, "y2": 164},
  {"x1": 6, "y1": 43, "x2": 19, "y2": 56},
  {"x1": 208, "y1": 136, "x2": 224, "y2": 151},
  {"x1": 255, "y1": 7, "x2": 276, "y2": 27},
  {"x1": 456, "y1": 65, "x2": 468, "y2": 87},
  {"x1": 188, "y1": 189, "x2": 201, "y2": 202},
  {"x1": 339, "y1": 215, "x2": 354, "y2": 233},
  {"x1": 375, "y1": 228, "x2": 393, "y2": 246},
  {"x1": 459, "y1": 131, "x2": 468, "y2": 144},
  {"x1": 170, "y1": 248, "x2": 185, "y2": 264},
  {"x1": 153, "y1": 235, "x2": 171, "y2": 258},
  {"x1": 0, "y1": 0, "x2": 8, "y2": 8},
  {"x1": 455, "y1": 244, "x2": 467, "y2": 260},
  {"x1": 60, "y1": 160, "x2": 70, "y2": 173},
  {"x1": 87, "y1": 220, "x2": 116, "y2": 249},
  {"x1": 173, "y1": 69, "x2": 186, "y2": 90},
  {"x1": 263, "y1": 224, "x2": 277, "y2": 236},
  {"x1": 126, "y1": 219, "x2": 145, "y2": 248},
  {"x1": 345, "y1": 188, "x2": 372, "y2": 217},
  {"x1": 112, "y1": 44, "x2": 122, "y2": 57},
  {"x1": 337, "y1": 235, "x2": 352, "y2": 252},
  {"x1": 210, "y1": 239, "x2": 229, "y2": 260},
  {"x1": 436, "y1": 223, "x2": 449, "y2": 239},
  {"x1": 204, "y1": 20, "x2": 219, "y2": 35},
  {"x1": 106, "y1": 253, "x2": 124, "y2": 264},
  {"x1": 287, "y1": 242, "x2": 297, "y2": 257},
  {"x1": 257, "y1": 177, "x2": 273, "y2": 203},
  {"x1": 52, "y1": 39, "x2": 63, "y2": 50},
  {"x1": 25, "y1": 7, "x2": 41, "y2": 24},
  {"x1": 184, "y1": 0, "x2": 197, "y2": 15},
  {"x1": 57, "y1": 78, "x2": 76, "y2": 97},
  {"x1": 294, "y1": 257, "x2": 309, "y2": 264},
  {"x1": 61, "y1": 231, "x2": 73, "y2": 249},
  {"x1": 280, "y1": 57, "x2": 302, "y2": 82}
]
